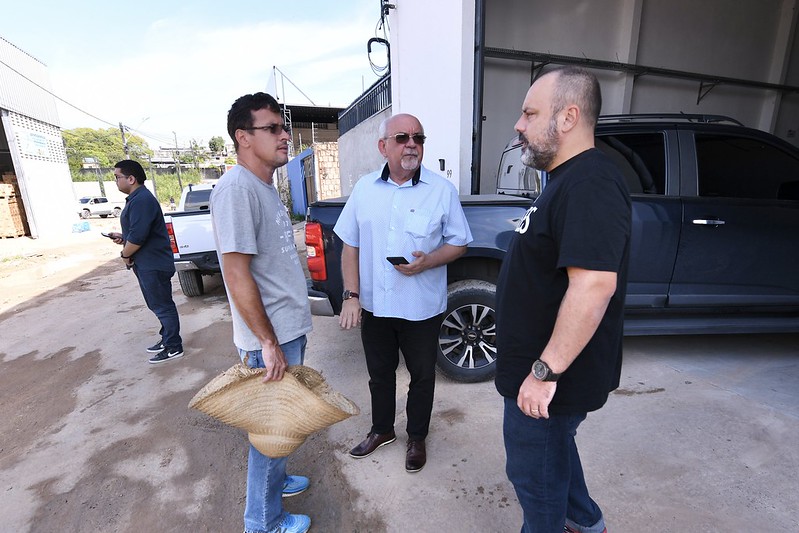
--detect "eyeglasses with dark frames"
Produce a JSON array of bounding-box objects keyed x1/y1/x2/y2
[
  {"x1": 242, "y1": 123, "x2": 291, "y2": 135},
  {"x1": 385, "y1": 132, "x2": 426, "y2": 145}
]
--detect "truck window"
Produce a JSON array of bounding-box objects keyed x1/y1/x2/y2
[
  {"x1": 183, "y1": 188, "x2": 213, "y2": 211},
  {"x1": 596, "y1": 133, "x2": 665, "y2": 195},
  {"x1": 497, "y1": 145, "x2": 542, "y2": 197},
  {"x1": 695, "y1": 134, "x2": 799, "y2": 201}
]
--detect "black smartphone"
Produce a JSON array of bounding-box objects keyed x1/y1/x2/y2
[
  {"x1": 101, "y1": 232, "x2": 113, "y2": 238},
  {"x1": 386, "y1": 256, "x2": 409, "y2": 265}
]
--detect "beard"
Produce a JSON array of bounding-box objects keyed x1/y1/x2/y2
[
  {"x1": 400, "y1": 153, "x2": 420, "y2": 171},
  {"x1": 519, "y1": 118, "x2": 559, "y2": 170}
]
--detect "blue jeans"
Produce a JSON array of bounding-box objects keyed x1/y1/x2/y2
[
  {"x1": 133, "y1": 267, "x2": 181, "y2": 349},
  {"x1": 238, "y1": 335, "x2": 307, "y2": 533},
  {"x1": 503, "y1": 397, "x2": 605, "y2": 533}
]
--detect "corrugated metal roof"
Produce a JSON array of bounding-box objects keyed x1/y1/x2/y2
[{"x1": 0, "y1": 36, "x2": 61, "y2": 127}]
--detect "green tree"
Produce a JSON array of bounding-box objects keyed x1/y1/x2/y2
[
  {"x1": 63, "y1": 127, "x2": 152, "y2": 174},
  {"x1": 209, "y1": 136, "x2": 225, "y2": 154}
]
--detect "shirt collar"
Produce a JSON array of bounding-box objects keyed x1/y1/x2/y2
[{"x1": 380, "y1": 163, "x2": 422, "y2": 186}]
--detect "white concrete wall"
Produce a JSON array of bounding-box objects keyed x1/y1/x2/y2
[
  {"x1": 337, "y1": 107, "x2": 392, "y2": 196},
  {"x1": 479, "y1": 0, "x2": 799, "y2": 193},
  {"x1": 389, "y1": 0, "x2": 475, "y2": 192},
  {"x1": 2, "y1": 111, "x2": 74, "y2": 237}
]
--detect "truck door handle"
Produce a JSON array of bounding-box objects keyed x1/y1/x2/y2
[{"x1": 692, "y1": 219, "x2": 726, "y2": 226}]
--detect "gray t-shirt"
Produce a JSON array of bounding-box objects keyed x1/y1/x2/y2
[{"x1": 210, "y1": 165, "x2": 312, "y2": 350}]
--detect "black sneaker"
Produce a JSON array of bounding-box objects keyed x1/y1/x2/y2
[
  {"x1": 148, "y1": 347, "x2": 184, "y2": 364},
  {"x1": 146, "y1": 341, "x2": 165, "y2": 353}
]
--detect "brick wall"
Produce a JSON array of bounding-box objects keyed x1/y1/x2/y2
[{"x1": 313, "y1": 142, "x2": 341, "y2": 200}]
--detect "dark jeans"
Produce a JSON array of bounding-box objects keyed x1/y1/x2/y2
[
  {"x1": 360, "y1": 310, "x2": 442, "y2": 441},
  {"x1": 134, "y1": 267, "x2": 182, "y2": 350},
  {"x1": 503, "y1": 397, "x2": 605, "y2": 533}
]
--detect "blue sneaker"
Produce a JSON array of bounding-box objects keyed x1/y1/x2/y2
[
  {"x1": 282, "y1": 475, "x2": 309, "y2": 497},
  {"x1": 272, "y1": 513, "x2": 310, "y2": 533}
]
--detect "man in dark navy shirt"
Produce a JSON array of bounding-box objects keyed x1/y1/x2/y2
[
  {"x1": 495, "y1": 67, "x2": 631, "y2": 533},
  {"x1": 109, "y1": 160, "x2": 183, "y2": 364}
]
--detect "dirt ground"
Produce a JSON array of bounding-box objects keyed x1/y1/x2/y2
[
  {"x1": 3, "y1": 218, "x2": 799, "y2": 532},
  {"x1": 0, "y1": 219, "x2": 386, "y2": 532}
]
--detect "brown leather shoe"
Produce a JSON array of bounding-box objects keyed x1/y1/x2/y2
[
  {"x1": 348, "y1": 430, "x2": 397, "y2": 458},
  {"x1": 405, "y1": 440, "x2": 426, "y2": 473}
]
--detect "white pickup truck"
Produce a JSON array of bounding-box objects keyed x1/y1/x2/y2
[
  {"x1": 164, "y1": 184, "x2": 218, "y2": 297},
  {"x1": 77, "y1": 196, "x2": 124, "y2": 219}
]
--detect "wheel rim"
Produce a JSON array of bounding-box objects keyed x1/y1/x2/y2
[{"x1": 438, "y1": 303, "x2": 497, "y2": 371}]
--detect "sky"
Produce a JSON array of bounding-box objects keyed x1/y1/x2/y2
[{"x1": 0, "y1": 0, "x2": 388, "y2": 149}]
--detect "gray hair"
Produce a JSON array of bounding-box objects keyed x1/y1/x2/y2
[{"x1": 378, "y1": 117, "x2": 389, "y2": 139}]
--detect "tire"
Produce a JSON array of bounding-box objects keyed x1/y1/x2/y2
[
  {"x1": 436, "y1": 279, "x2": 497, "y2": 383},
  {"x1": 113, "y1": 207, "x2": 121, "y2": 217},
  {"x1": 80, "y1": 209, "x2": 90, "y2": 219},
  {"x1": 178, "y1": 270, "x2": 204, "y2": 297}
]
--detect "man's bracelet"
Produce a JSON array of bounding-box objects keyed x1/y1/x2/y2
[{"x1": 121, "y1": 251, "x2": 131, "y2": 259}]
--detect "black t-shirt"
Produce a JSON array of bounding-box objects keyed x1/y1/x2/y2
[{"x1": 494, "y1": 148, "x2": 631, "y2": 414}]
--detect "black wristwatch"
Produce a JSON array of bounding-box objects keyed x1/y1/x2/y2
[
  {"x1": 531, "y1": 359, "x2": 561, "y2": 382},
  {"x1": 342, "y1": 290, "x2": 359, "y2": 301}
]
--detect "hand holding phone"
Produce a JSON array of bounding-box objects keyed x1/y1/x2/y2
[{"x1": 386, "y1": 256, "x2": 409, "y2": 265}]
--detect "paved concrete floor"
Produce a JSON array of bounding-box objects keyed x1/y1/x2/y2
[{"x1": 316, "y1": 316, "x2": 799, "y2": 532}]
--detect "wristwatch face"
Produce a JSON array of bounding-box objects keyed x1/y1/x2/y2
[
  {"x1": 532, "y1": 360, "x2": 548, "y2": 380},
  {"x1": 343, "y1": 290, "x2": 354, "y2": 300}
]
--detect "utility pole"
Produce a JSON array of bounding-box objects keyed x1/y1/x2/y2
[
  {"x1": 173, "y1": 131, "x2": 183, "y2": 190},
  {"x1": 119, "y1": 122, "x2": 129, "y2": 158}
]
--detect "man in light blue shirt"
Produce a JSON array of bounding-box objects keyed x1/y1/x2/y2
[{"x1": 334, "y1": 113, "x2": 472, "y2": 473}]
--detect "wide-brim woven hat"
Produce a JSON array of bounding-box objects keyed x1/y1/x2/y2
[{"x1": 189, "y1": 364, "x2": 359, "y2": 457}]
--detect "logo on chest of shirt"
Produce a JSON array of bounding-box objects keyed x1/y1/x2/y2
[{"x1": 515, "y1": 206, "x2": 537, "y2": 234}]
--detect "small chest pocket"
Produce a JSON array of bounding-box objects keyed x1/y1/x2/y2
[{"x1": 404, "y1": 208, "x2": 439, "y2": 238}]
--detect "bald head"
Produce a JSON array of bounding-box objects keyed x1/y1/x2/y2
[
  {"x1": 546, "y1": 67, "x2": 602, "y2": 129},
  {"x1": 514, "y1": 67, "x2": 601, "y2": 171}
]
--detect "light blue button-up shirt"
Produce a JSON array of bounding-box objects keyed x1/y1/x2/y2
[{"x1": 334, "y1": 164, "x2": 473, "y2": 320}]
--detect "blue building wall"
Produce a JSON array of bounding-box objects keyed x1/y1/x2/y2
[{"x1": 286, "y1": 146, "x2": 313, "y2": 216}]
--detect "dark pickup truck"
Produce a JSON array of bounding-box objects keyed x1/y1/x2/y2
[{"x1": 305, "y1": 114, "x2": 799, "y2": 383}]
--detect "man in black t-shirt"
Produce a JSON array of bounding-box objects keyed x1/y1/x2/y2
[{"x1": 495, "y1": 67, "x2": 631, "y2": 533}]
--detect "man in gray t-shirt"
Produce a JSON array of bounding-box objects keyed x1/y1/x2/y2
[{"x1": 210, "y1": 92, "x2": 313, "y2": 533}]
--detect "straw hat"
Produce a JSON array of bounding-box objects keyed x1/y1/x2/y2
[{"x1": 189, "y1": 364, "x2": 359, "y2": 457}]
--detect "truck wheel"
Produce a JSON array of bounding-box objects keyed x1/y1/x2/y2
[
  {"x1": 113, "y1": 207, "x2": 121, "y2": 217},
  {"x1": 436, "y1": 279, "x2": 497, "y2": 383},
  {"x1": 80, "y1": 209, "x2": 90, "y2": 219},
  {"x1": 178, "y1": 270, "x2": 204, "y2": 297}
]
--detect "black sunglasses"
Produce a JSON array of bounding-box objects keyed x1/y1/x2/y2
[
  {"x1": 385, "y1": 132, "x2": 426, "y2": 145},
  {"x1": 242, "y1": 123, "x2": 290, "y2": 135}
]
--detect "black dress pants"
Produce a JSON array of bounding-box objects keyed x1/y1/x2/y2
[{"x1": 360, "y1": 310, "x2": 442, "y2": 441}]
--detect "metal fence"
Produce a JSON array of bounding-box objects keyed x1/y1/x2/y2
[{"x1": 338, "y1": 74, "x2": 391, "y2": 136}]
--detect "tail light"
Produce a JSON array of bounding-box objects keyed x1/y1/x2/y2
[
  {"x1": 305, "y1": 222, "x2": 327, "y2": 281},
  {"x1": 165, "y1": 221, "x2": 178, "y2": 254}
]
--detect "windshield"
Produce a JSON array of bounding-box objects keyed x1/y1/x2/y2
[{"x1": 78, "y1": 198, "x2": 90, "y2": 204}]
